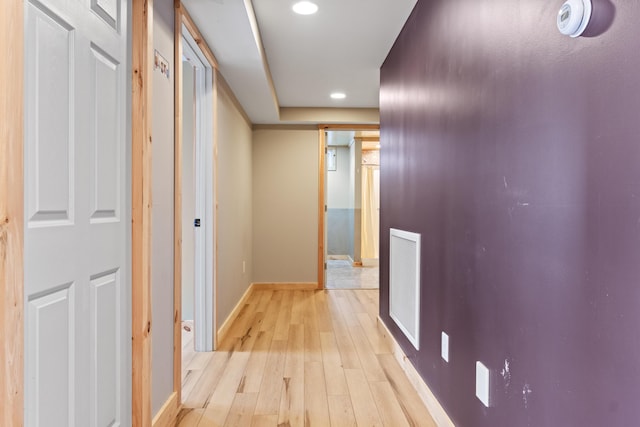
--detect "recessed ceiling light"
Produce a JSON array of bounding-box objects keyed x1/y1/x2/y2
[
  {"x1": 292, "y1": 1, "x2": 318, "y2": 15},
  {"x1": 330, "y1": 92, "x2": 346, "y2": 100}
]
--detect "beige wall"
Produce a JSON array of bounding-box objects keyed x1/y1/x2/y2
[
  {"x1": 150, "y1": 3, "x2": 256, "y2": 414},
  {"x1": 151, "y1": 0, "x2": 175, "y2": 415},
  {"x1": 216, "y1": 84, "x2": 254, "y2": 327},
  {"x1": 252, "y1": 129, "x2": 319, "y2": 283}
]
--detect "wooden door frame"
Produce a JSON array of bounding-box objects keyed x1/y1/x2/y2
[
  {"x1": 173, "y1": 0, "x2": 221, "y2": 408},
  {"x1": 317, "y1": 124, "x2": 380, "y2": 290},
  {"x1": 132, "y1": 0, "x2": 154, "y2": 425},
  {"x1": 1, "y1": 1, "x2": 25, "y2": 425}
]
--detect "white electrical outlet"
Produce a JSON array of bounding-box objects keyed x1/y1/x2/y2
[
  {"x1": 476, "y1": 361, "x2": 490, "y2": 407},
  {"x1": 441, "y1": 332, "x2": 449, "y2": 362}
]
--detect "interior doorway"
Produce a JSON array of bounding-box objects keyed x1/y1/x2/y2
[
  {"x1": 320, "y1": 127, "x2": 380, "y2": 289},
  {"x1": 361, "y1": 151, "x2": 380, "y2": 265},
  {"x1": 180, "y1": 27, "x2": 215, "y2": 353}
]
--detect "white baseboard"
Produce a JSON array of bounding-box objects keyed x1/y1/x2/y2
[{"x1": 377, "y1": 317, "x2": 455, "y2": 427}]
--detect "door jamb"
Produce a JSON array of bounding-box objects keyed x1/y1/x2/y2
[
  {"x1": 173, "y1": 0, "x2": 221, "y2": 403},
  {"x1": 317, "y1": 124, "x2": 380, "y2": 290},
  {"x1": 132, "y1": 0, "x2": 154, "y2": 425},
  {"x1": 1, "y1": 1, "x2": 24, "y2": 425}
]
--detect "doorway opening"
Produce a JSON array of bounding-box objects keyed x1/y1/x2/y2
[
  {"x1": 180, "y1": 26, "x2": 215, "y2": 356},
  {"x1": 319, "y1": 127, "x2": 380, "y2": 290}
]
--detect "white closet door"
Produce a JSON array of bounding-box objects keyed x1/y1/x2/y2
[{"x1": 24, "y1": 0, "x2": 130, "y2": 425}]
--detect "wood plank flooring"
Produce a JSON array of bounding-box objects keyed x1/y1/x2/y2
[{"x1": 177, "y1": 289, "x2": 436, "y2": 427}]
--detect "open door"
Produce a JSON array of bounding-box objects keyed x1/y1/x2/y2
[{"x1": 181, "y1": 27, "x2": 215, "y2": 352}]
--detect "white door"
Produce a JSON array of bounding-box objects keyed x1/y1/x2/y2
[
  {"x1": 24, "y1": 0, "x2": 130, "y2": 426},
  {"x1": 182, "y1": 26, "x2": 216, "y2": 351},
  {"x1": 182, "y1": 28, "x2": 214, "y2": 352},
  {"x1": 181, "y1": 60, "x2": 196, "y2": 322},
  {"x1": 323, "y1": 131, "x2": 329, "y2": 286}
]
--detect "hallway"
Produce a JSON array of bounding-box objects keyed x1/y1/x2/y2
[{"x1": 178, "y1": 289, "x2": 436, "y2": 426}]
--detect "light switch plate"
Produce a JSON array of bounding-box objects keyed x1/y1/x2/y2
[
  {"x1": 476, "y1": 361, "x2": 490, "y2": 407},
  {"x1": 441, "y1": 332, "x2": 449, "y2": 362}
]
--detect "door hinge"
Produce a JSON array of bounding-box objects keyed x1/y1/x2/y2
[
  {"x1": 194, "y1": 218, "x2": 201, "y2": 227},
  {"x1": 324, "y1": 262, "x2": 327, "y2": 270},
  {"x1": 325, "y1": 205, "x2": 327, "y2": 212}
]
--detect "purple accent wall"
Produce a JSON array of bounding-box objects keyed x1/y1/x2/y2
[{"x1": 379, "y1": 0, "x2": 640, "y2": 425}]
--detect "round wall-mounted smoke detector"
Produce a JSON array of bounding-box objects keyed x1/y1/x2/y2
[{"x1": 557, "y1": 0, "x2": 592, "y2": 37}]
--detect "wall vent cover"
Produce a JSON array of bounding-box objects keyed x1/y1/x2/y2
[{"x1": 389, "y1": 228, "x2": 421, "y2": 350}]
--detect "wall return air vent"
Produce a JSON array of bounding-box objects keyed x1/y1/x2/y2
[{"x1": 389, "y1": 228, "x2": 421, "y2": 350}]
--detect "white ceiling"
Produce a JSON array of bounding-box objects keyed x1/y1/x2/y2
[{"x1": 181, "y1": 0, "x2": 417, "y2": 124}]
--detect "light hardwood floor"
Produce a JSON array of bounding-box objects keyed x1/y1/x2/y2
[{"x1": 178, "y1": 289, "x2": 437, "y2": 427}]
